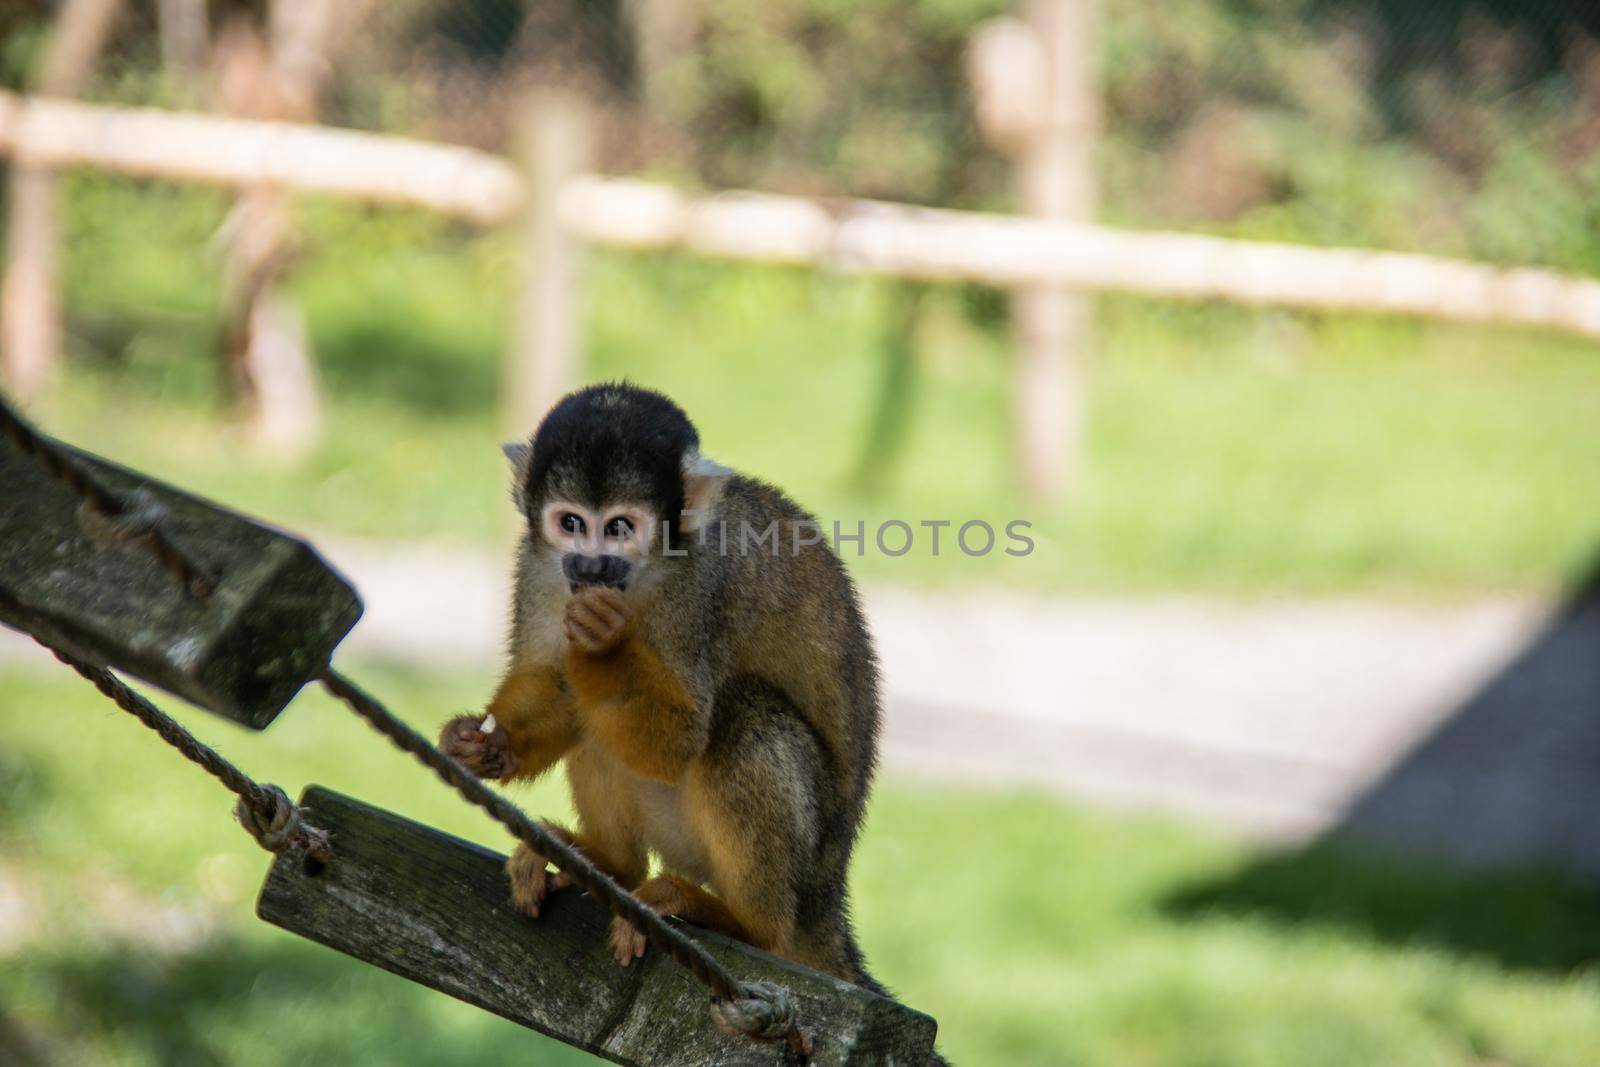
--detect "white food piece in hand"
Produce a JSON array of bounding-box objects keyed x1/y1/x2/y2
[{"x1": 479, "y1": 713, "x2": 498, "y2": 736}]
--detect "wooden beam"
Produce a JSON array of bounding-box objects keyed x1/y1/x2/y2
[
  {"x1": 0, "y1": 428, "x2": 361, "y2": 727},
  {"x1": 155, "y1": 0, "x2": 209, "y2": 82},
  {"x1": 1010, "y1": 0, "x2": 1099, "y2": 501},
  {"x1": 1, "y1": 0, "x2": 126, "y2": 400},
  {"x1": 4, "y1": 92, "x2": 1599, "y2": 340},
  {"x1": 558, "y1": 178, "x2": 1600, "y2": 339},
  {"x1": 258, "y1": 787, "x2": 939, "y2": 1067},
  {"x1": 0, "y1": 92, "x2": 523, "y2": 224},
  {"x1": 506, "y1": 90, "x2": 592, "y2": 437}
]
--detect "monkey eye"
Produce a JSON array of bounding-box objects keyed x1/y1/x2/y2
[
  {"x1": 604, "y1": 516, "x2": 634, "y2": 539},
  {"x1": 560, "y1": 513, "x2": 586, "y2": 535}
]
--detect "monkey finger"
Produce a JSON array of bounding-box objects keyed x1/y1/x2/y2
[
  {"x1": 444, "y1": 714, "x2": 481, "y2": 741},
  {"x1": 564, "y1": 619, "x2": 598, "y2": 651},
  {"x1": 566, "y1": 615, "x2": 619, "y2": 654},
  {"x1": 573, "y1": 586, "x2": 629, "y2": 624},
  {"x1": 483, "y1": 744, "x2": 519, "y2": 781},
  {"x1": 596, "y1": 585, "x2": 629, "y2": 610},
  {"x1": 587, "y1": 586, "x2": 632, "y2": 621},
  {"x1": 562, "y1": 602, "x2": 598, "y2": 636},
  {"x1": 568, "y1": 598, "x2": 623, "y2": 635},
  {"x1": 439, "y1": 714, "x2": 486, "y2": 758},
  {"x1": 564, "y1": 605, "x2": 602, "y2": 637}
]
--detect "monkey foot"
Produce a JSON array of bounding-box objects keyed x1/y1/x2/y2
[
  {"x1": 506, "y1": 835, "x2": 574, "y2": 919},
  {"x1": 608, "y1": 915, "x2": 649, "y2": 966}
]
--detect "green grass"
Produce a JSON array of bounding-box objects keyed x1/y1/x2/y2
[
  {"x1": 4, "y1": 665, "x2": 1600, "y2": 1066},
  {"x1": 27, "y1": 175, "x2": 1600, "y2": 596}
]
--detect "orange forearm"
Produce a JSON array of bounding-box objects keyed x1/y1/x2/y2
[
  {"x1": 486, "y1": 666, "x2": 578, "y2": 782},
  {"x1": 564, "y1": 634, "x2": 704, "y2": 783}
]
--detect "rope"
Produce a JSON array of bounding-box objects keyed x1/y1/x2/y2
[
  {"x1": 42, "y1": 636, "x2": 331, "y2": 865},
  {"x1": 4, "y1": 393, "x2": 806, "y2": 1054},
  {"x1": 0, "y1": 396, "x2": 215, "y2": 598},
  {"x1": 316, "y1": 667, "x2": 811, "y2": 1058}
]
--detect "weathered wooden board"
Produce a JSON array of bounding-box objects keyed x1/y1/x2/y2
[
  {"x1": 258, "y1": 787, "x2": 938, "y2": 1066},
  {"x1": 0, "y1": 433, "x2": 361, "y2": 727}
]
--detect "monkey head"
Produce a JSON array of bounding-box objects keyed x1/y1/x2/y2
[{"x1": 503, "y1": 383, "x2": 728, "y2": 596}]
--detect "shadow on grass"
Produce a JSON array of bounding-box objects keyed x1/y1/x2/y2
[
  {"x1": 64, "y1": 306, "x2": 500, "y2": 418},
  {"x1": 1165, "y1": 842, "x2": 1600, "y2": 974},
  {"x1": 312, "y1": 318, "x2": 499, "y2": 417},
  {"x1": 1166, "y1": 551, "x2": 1600, "y2": 974},
  {"x1": 20, "y1": 935, "x2": 598, "y2": 1067}
]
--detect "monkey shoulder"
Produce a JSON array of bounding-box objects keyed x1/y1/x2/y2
[{"x1": 695, "y1": 474, "x2": 878, "y2": 727}]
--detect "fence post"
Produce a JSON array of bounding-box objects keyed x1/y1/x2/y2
[
  {"x1": 214, "y1": 0, "x2": 371, "y2": 459},
  {"x1": 507, "y1": 91, "x2": 592, "y2": 438},
  {"x1": 0, "y1": 0, "x2": 124, "y2": 402},
  {"x1": 1013, "y1": 0, "x2": 1099, "y2": 502},
  {"x1": 156, "y1": 0, "x2": 209, "y2": 84}
]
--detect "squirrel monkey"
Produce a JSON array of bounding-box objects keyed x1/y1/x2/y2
[{"x1": 440, "y1": 383, "x2": 891, "y2": 994}]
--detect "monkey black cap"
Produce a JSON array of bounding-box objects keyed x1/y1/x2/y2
[{"x1": 523, "y1": 382, "x2": 700, "y2": 529}]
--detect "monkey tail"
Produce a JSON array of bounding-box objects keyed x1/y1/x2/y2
[{"x1": 840, "y1": 930, "x2": 953, "y2": 1067}]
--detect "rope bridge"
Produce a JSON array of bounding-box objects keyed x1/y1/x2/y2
[{"x1": 0, "y1": 395, "x2": 937, "y2": 1067}]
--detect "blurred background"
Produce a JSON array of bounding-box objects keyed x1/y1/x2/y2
[{"x1": 1, "y1": 0, "x2": 1599, "y2": 1064}]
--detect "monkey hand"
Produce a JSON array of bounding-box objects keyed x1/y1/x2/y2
[
  {"x1": 439, "y1": 714, "x2": 520, "y2": 781},
  {"x1": 564, "y1": 586, "x2": 633, "y2": 656}
]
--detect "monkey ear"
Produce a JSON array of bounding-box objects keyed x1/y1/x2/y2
[
  {"x1": 501, "y1": 441, "x2": 532, "y2": 474},
  {"x1": 502, "y1": 441, "x2": 532, "y2": 511},
  {"x1": 680, "y1": 451, "x2": 731, "y2": 532}
]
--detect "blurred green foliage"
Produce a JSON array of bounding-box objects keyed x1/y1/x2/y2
[
  {"x1": 2, "y1": 1, "x2": 1597, "y2": 596},
  {"x1": 584, "y1": 0, "x2": 1600, "y2": 281},
  {"x1": 6, "y1": 664, "x2": 1600, "y2": 1066},
  {"x1": 22, "y1": 0, "x2": 1600, "y2": 264},
  {"x1": 39, "y1": 174, "x2": 1600, "y2": 596}
]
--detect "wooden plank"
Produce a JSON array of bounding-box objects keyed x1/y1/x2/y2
[
  {"x1": 258, "y1": 787, "x2": 938, "y2": 1066},
  {"x1": 0, "y1": 92, "x2": 523, "y2": 224},
  {"x1": 1009, "y1": 0, "x2": 1099, "y2": 502},
  {"x1": 506, "y1": 90, "x2": 592, "y2": 437},
  {"x1": 555, "y1": 177, "x2": 1600, "y2": 339},
  {"x1": 0, "y1": 0, "x2": 126, "y2": 400},
  {"x1": 5, "y1": 94, "x2": 1600, "y2": 343},
  {"x1": 0, "y1": 432, "x2": 361, "y2": 728}
]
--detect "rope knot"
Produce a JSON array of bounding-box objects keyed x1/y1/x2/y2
[
  {"x1": 712, "y1": 982, "x2": 811, "y2": 1059},
  {"x1": 236, "y1": 785, "x2": 331, "y2": 863}
]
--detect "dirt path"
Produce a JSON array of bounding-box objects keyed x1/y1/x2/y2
[{"x1": 6, "y1": 538, "x2": 1574, "y2": 865}]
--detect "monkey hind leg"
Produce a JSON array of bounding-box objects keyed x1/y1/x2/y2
[
  {"x1": 678, "y1": 676, "x2": 853, "y2": 965},
  {"x1": 607, "y1": 873, "x2": 753, "y2": 966},
  {"x1": 688, "y1": 680, "x2": 952, "y2": 1065}
]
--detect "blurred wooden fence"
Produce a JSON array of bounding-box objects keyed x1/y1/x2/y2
[{"x1": 5, "y1": 88, "x2": 1600, "y2": 494}]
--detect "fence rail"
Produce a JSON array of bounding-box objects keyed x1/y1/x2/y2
[
  {"x1": 557, "y1": 179, "x2": 1600, "y2": 338},
  {"x1": 4, "y1": 91, "x2": 1599, "y2": 341},
  {"x1": 0, "y1": 91, "x2": 521, "y2": 223}
]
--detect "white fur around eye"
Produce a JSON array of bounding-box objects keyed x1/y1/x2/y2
[
  {"x1": 541, "y1": 502, "x2": 600, "y2": 552},
  {"x1": 540, "y1": 501, "x2": 655, "y2": 555},
  {"x1": 600, "y1": 507, "x2": 654, "y2": 554}
]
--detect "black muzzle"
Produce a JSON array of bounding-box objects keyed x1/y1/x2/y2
[{"x1": 563, "y1": 553, "x2": 631, "y2": 592}]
